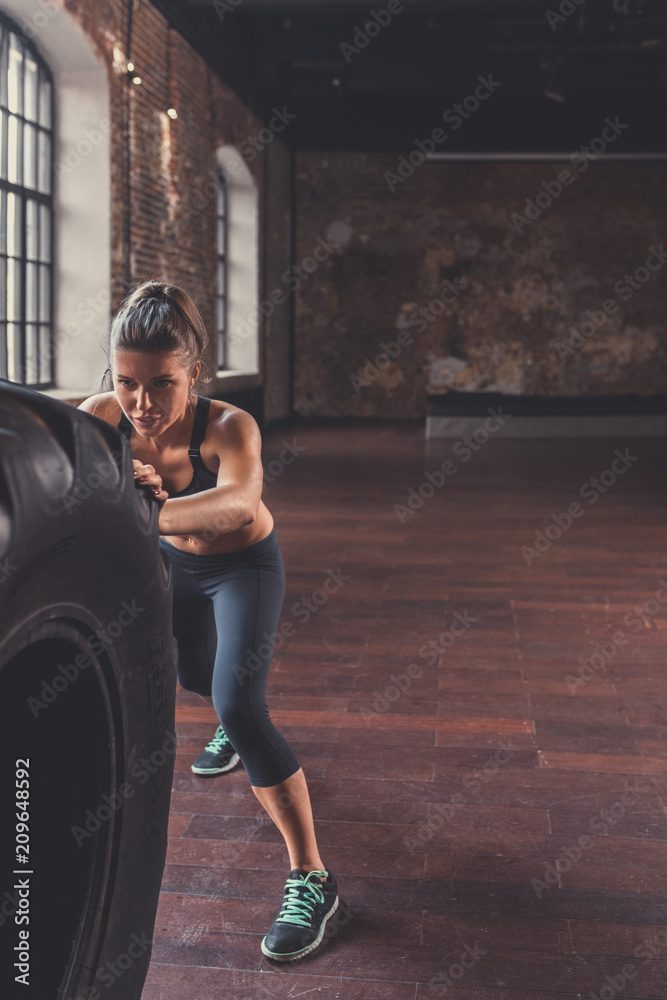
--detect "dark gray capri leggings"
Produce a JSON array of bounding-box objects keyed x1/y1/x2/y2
[{"x1": 158, "y1": 527, "x2": 300, "y2": 787}]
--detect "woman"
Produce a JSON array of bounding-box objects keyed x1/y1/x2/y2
[{"x1": 78, "y1": 279, "x2": 338, "y2": 962}]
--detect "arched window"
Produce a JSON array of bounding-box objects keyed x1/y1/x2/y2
[
  {"x1": 215, "y1": 146, "x2": 259, "y2": 378},
  {"x1": 216, "y1": 166, "x2": 228, "y2": 370},
  {"x1": 0, "y1": 13, "x2": 53, "y2": 388}
]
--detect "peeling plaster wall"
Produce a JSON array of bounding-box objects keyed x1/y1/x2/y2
[{"x1": 293, "y1": 154, "x2": 666, "y2": 418}]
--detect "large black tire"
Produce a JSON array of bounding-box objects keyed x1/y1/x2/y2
[{"x1": 0, "y1": 380, "x2": 177, "y2": 999}]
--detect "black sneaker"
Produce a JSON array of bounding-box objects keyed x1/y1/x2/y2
[
  {"x1": 261, "y1": 868, "x2": 339, "y2": 962},
  {"x1": 191, "y1": 724, "x2": 240, "y2": 775}
]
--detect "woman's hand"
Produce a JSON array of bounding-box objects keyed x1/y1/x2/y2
[{"x1": 132, "y1": 459, "x2": 169, "y2": 504}]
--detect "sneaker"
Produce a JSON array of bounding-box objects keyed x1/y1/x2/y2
[
  {"x1": 191, "y1": 724, "x2": 240, "y2": 775},
  {"x1": 261, "y1": 868, "x2": 339, "y2": 962}
]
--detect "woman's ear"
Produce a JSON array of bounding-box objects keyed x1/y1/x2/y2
[{"x1": 191, "y1": 360, "x2": 201, "y2": 385}]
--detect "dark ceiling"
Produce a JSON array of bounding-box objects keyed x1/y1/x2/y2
[{"x1": 150, "y1": 0, "x2": 667, "y2": 152}]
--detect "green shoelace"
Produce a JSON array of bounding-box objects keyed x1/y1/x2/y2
[
  {"x1": 204, "y1": 725, "x2": 232, "y2": 754},
  {"x1": 277, "y1": 871, "x2": 327, "y2": 927}
]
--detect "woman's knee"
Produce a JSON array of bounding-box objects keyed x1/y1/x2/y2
[
  {"x1": 177, "y1": 667, "x2": 212, "y2": 698},
  {"x1": 214, "y1": 698, "x2": 258, "y2": 746}
]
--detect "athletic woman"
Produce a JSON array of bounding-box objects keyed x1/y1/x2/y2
[{"x1": 77, "y1": 279, "x2": 339, "y2": 962}]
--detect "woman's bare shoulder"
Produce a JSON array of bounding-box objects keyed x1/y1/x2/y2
[
  {"x1": 77, "y1": 391, "x2": 122, "y2": 425},
  {"x1": 207, "y1": 397, "x2": 260, "y2": 437}
]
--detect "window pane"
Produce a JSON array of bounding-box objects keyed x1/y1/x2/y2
[
  {"x1": 7, "y1": 113, "x2": 20, "y2": 184},
  {"x1": 6, "y1": 192, "x2": 20, "y2": 257},
  {"x1": 7, "y1": 257, "x2": 20, "y2": 320},
  {"x1": 217, "y1": 263, "x2": 225, "y2": 296},
  {"x1": 26, "y1": 261, "x2": 37, "y2": 322},
  {"x1": 25, "y1": 323, "x2": 38, "y2": 384},
  {"x1": 24, "y1": 54, "x2": 38, "y2": 122},
  {"x1": 38, "y1": 76, "x2": 51, "y2": 129},
  {"x1": 37, "y1": 129, "x2": 50, "y2": 194},
  {"x1": 39, "y1": 264, "x2": 50, "y2": 322},
  {"x1": 23, "y1": 122, "x2": 37, "y2": 190},
  {"x1": 39, "y1": 204, "x2": 50, "y2": 262},
  {"x1": 0, "y1": 29, "x2": 7, "y2": 110},
  {"x1": 6, "y1": 322, "x2": 19, "y2": 381},
  {"x1": 39, "y1": 325, "x2": 51, "y2": 382},
  {"x1": 7, "y1": 34, "x2": 22, "y2": 116},
  {"x1": 26, "y1": 199, "x2": 38, "y2": 259},
  {"x1": 0, "y1": 26, "x2": 53, "y2": 390}
]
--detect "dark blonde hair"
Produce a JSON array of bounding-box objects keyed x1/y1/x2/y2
[{"x1": 102, "y1": 280, "x2": 210, "y2": 391}]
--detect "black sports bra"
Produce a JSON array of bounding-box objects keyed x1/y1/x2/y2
[{"x1": 117, "y1": 395, "x2": 218, "y2": 498}]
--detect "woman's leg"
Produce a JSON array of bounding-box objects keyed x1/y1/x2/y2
[
  {"x1": 163, "y1": 545, "x2": 240, "y2": 772},
  {"x1": 168, "y1": 557, "x2": 216, "y2": 697},
  {"x1": 250, "y1": 769, "x2": 324, "y2": 874},
  {"x1": 202, "y1": 537, "x2": 325, "y2": 872}
]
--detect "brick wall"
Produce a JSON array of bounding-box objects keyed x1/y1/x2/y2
[
  {"x1": 52, "y1": 0, "x2": 292, "y2": 422},
  {"x1": 293, "y1": 152, "x2": 667, "y2": 418}
]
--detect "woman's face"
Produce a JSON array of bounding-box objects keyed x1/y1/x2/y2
[{"x1": 112, "y1": 349, "x2": 201, "y2": 437}]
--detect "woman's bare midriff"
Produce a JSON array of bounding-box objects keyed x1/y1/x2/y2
[{"x1": 98, "y1": 393, "x2": 275, "y2": 556}]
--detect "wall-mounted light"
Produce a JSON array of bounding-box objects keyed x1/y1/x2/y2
[{"x1": 126, "y1": 61, "x2": 142, "y2": 85}]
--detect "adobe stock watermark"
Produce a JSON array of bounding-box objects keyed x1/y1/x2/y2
[
  {"x1": 531, "y1": 777, "x2": 655, "y2": 899},
  {"x1": 230, "y1": 233, "x2": 342, "y2": 344},
  {"x1": 263, "y1": 439, "x2": 306, "y2": 485},
  {"x1": 340, "y1": 0, "x2": 412, "y2": 63},
  {"x1": 404, "y1": 739, "x2": 518, "y2": 854},
  {"x1": 545, "y1": 0, "x2": 585, "y2": 30},
  {"x1": 61, "y1": 930, "x2": 153, "y2": 998},
  {"x1": 0, "y1": 558, "x2": 18, "y2": 584},
  {"x1": 520, "y1": 449, "x2": 639, "y2": 565},
  {"x1": 233, "y1": 567, "x2": 351, "y2": 683},
  {"x1": 360, "y1": 609, "x2": 479, "y2": 724},
  {"x1": 393, "y1": 408, "x2": 508, "y2": 523},
  {"x1": 554, "y1": 246, "x2": 667, "y2": 361},
  {"x1": 237, "y1": 106, "x2": 296, "y2": 162},
  {"x1": 17, "y1": 0, "x2": 60, "y2": 41},
  {"x1": 27, "y1": 600, "x2": 145, "y2": 717},
  {"x1": 428, "y1": 941, "x2": 487, "y2": 991},
  {"x1": 586, "y1": 920, "x2": 667, "y2": 1000},
  {"x1": 53, "y1": 118, "x2": 111, "y2": 179},
  {"x1": 385, "y1": 74, "x2": 502, "y2": 191},
  {"x1": 212, "y1": 0, "x2": 243, "y2": 21},
  {"x1": 566, "y1": 577, "x2": 667, "y2": 694},
  {"x1": 42, "y1": 287, "x2": 111, "y2": 373},
  {"x1": 70, "y1": 730, "x2": 177, "y2": 847},
  {"x1": 60, "y1": 450, "x2": 122, "y2": 515},
  {"x1": 350, "y1": 276, "x2": 469, "y2": 394},
  {"x1": 511, "y1": 117, "x2": 629, "y2": 234}
]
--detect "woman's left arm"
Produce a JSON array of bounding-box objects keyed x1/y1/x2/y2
[{"x1": 157, "y1": 409, "x2": 264, "y2": 539}]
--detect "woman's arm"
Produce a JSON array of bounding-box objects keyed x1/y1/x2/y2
[{"x1": 158, "y1": 408, "x2": 264, "y2": 539}]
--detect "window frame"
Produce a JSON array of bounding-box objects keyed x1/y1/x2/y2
[{"x1": 0, "y1": 11, "x2": 54, "y2": 390}]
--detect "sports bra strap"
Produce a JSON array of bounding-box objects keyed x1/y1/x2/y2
[{"x1": 188, "y1": 395, "x2": 211, "y2": 471}]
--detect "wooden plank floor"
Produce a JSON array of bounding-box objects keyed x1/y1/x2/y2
[{"x1": 142, "y1": 420, "x2": 667, "y2": 1000}]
